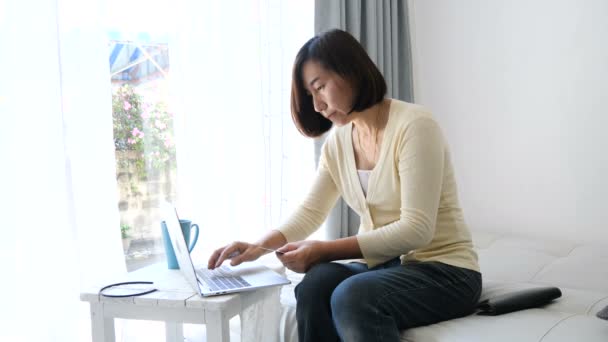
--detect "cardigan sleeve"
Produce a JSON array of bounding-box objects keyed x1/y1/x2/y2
[
  {"x1": 356, "y1": 117, "x2": 445, "y2": 267},
  {"x1": 276, "y1": 141, "x2": 341, "y2": 242}
]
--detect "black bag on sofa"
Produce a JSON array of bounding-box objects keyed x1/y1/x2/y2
[
  {"x1": 597, "y1": 305, "x2": 608, "y2": 320},
  {"x1": 476, "y1": 286, "x2": 562, "y2": 316}
]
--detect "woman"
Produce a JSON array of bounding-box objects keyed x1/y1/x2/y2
[{"x1": 208, "y1": 29, "x2": 481, "y2": 342}]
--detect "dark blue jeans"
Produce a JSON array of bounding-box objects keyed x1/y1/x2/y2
[{"x1": 294, "y1": 258, "x2": 482, "y2": 342}]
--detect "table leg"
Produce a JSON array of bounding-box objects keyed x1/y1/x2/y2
[
  {"x1": 206, "y1": 311, "x2": 230, "y2": 342},
  {"x1": 90, "y1": 303, "x2": 116, "y2": 342},
  {"x1": 165, "y1": 322, "x2": 184, "y2": 342}
]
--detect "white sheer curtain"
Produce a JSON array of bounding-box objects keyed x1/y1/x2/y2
[
  {"x1": 0, "y1": 0, "x2": 125, "y2": 341},
  {"x1": 0, "y1": 0, "x2": 314, "y2": 339},
  {"x1": 170, "y1": 0, "x2": 316, "y2": 261}
]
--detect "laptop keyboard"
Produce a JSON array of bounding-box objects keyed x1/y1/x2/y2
[{"x1": 196, "y1": 265, "x2": 251, "y2": 291}]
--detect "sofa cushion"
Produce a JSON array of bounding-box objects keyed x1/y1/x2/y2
[
  {"x1": 539, "y1": 315, "x2": 608, "y2": 342},
  {"x1": 400, "y1": 309, "x2": 572, "y2": 342},
  {"x1": 532, "y1": 254, "x2": 608, "y2": 292},
  {"x1": 477, "y1": 247, "x2": 557, "y2": 282}
]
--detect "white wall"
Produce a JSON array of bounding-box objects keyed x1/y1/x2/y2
[{"x1": 409, "y1": 0, "x2": 608, "y2": 243}]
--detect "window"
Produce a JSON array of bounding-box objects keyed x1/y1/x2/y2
[
  {"x1": 107, "y1": 0, "x2": 316, "y2": 271},
  {"x1": 109, "y1": 36, "x2": 175, "y2": 271}
]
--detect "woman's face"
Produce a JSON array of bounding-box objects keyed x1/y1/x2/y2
[{"x1": 301, "y1": 60, "x2": 355, "y2": 126}]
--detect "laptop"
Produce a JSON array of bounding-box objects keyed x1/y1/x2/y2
[{"x1": 162, "y1": 202, "x2": 291, "y2": 297}]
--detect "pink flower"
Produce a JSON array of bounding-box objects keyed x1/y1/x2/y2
[
  {"x1": 164, "y1": 136, "x2": 174, "y2": 148},
  {"x1": 141, "y1": 109, "x2": 151, "y2": 119},
  {"x1": 131, "y1": 127, "x2": 140, "y2": 136},
  {"x1": 123, "y1": 101, "x2": 132, "y2": 111}
]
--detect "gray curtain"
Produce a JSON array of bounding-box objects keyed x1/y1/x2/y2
[{"x1": 313, "y1": 0, "x2": 414, "y2": 239}]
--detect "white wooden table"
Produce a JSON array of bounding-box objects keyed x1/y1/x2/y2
[{"x1": 80, "y1": 262, "x2": 284, "y2": 342}]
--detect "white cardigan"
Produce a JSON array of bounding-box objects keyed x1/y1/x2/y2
[{"x1": 278, "y1": 99, "x2": 478, "y2": 271}]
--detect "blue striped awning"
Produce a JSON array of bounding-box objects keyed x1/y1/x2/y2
[{"x1": 108, "y1": 31, "x2": 170, "y2": 84}]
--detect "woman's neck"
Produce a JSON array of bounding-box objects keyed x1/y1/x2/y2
[
  {"x1": 351, "y1": 99, "x2": 390, "y2": 168},
  {"x1": 352, "y1": 99, "x2": 388, "y2": 136}
]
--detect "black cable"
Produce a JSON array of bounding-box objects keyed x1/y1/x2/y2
[{"x1": 99, "y1": 281, "x2": 157, "y2": 298}]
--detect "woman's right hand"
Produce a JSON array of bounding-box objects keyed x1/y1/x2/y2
[{"x1": 207, "y1": 241, "x2": 266, "y2": 270}]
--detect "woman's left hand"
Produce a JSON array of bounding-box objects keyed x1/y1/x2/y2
[{"x1": 275, "y1": 240, "x2": 326, "y2": 273}]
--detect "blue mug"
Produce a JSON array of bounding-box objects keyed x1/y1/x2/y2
[{"x1": 161, "y1": 219, "x2": 199, "y2": 269}]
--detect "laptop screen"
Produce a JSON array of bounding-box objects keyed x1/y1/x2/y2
[{"x1": 161, "y1": 202, "x2": 202, "y2": 294}]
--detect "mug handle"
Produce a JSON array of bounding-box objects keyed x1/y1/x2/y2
[{"x1": 188, "y1": 224, "x2": 199, "y2": 252}]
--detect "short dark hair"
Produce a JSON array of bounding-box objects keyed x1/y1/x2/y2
[{"x1": 291, "y1": 29, "x2": 387, "y2": 137}]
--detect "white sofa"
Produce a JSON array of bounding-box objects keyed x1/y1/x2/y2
[{"x1": 278, "y1": 230, "x2": 608, "y2": 341}]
